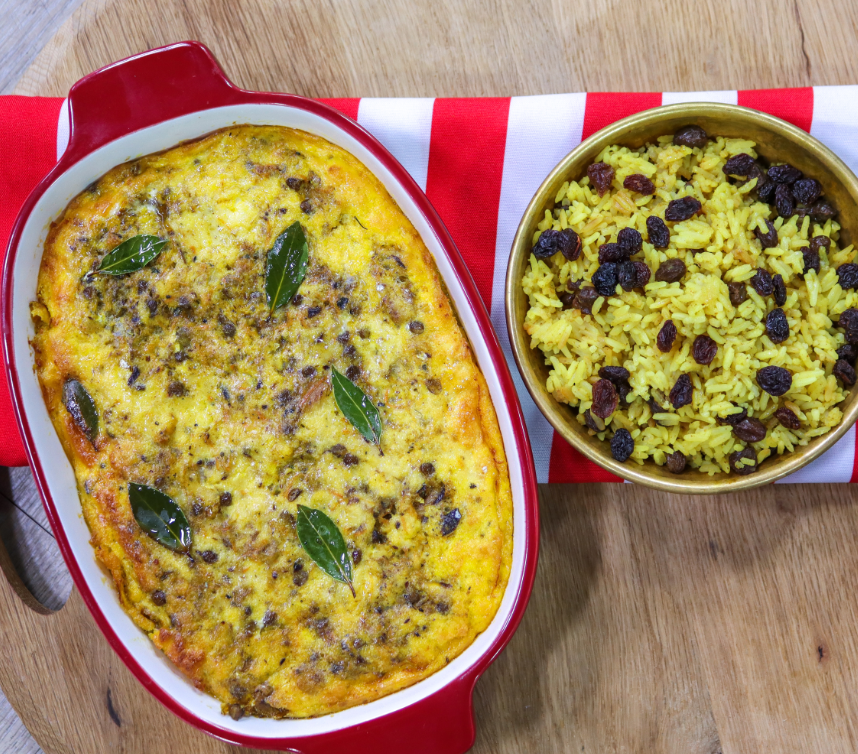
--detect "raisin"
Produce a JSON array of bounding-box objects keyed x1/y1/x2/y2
[
  {"x1": 287, "y1": 488, "x2": 301, "y2": 502},
  {"x1": 692, "y1": 334, "x2": 718, "y2": 365},
  {"x1": 723, "y1": 154, "x2": 757, "y2": 177},
  {"x1": 673, "y1": 126, "x2": 708, "y2": 149},
  {"x1": 263, "y1": 610, "x2": 277, "y2": 627},
  {"x1": 729, "y1": 447, "x2": 758, "y2": 475},
  {"x1": 592, "y1": 263, "x2": 619, "y2": 297},
  {"x1": 768, "y1": 163, "x2": 802, "y2": 184},
  {"x1": 754, "y1": 219, "x2": 778, "y2": 249},
  {"x1": 623, "y1": 174, "x2": 655, "y2": 195},
  {"x1": 591, "y1": 379, "x2": 618, "y2": 419},
  {"x1": 200, "y1": 550, "x2": 218, "y2": 564},
  {"x1": 669, "y1": 374, "x2": 693, "y2": 408},
  {"x1": 774, "y1": 183, "x2": 795, "y2": 217},
  {"x1": 751, "y1": 268, "x2": 774, "y2": 297},
  {"x1": 408, "y1": 321, "x2": 425, "y2": 334},
  {"x1": 533, "y1": 228, "x2": 580, "y2": 260},
  {"x1": 646, "y1": 216, "x2": 670, "y2": 249},
  {"x1": 765, "y1": 308, "x2": 789, "y2": 344},
  {"x1": 598, "y1": 365, "x2": 630, "y2": 383},
  {"x1": 728, "y1": 282, "x2": 748, "y2": 306},
  {"x1": 775, "y1": 407, "x2": 801, "y2": 430},
  {"x1": 616, "y1": 380, "x2": 633, "y2": 405},
  {"x1": 343, "y1": 454, "x2": 359, "y2": 466},
  {"x1": 757, "y1": 176, "x2": 777, "y2": 203},
  {"x1": 631, "y1": 261, "x2": 651, "y2": 289},
  {"x1": 583, "y1": 409, "x2": 602, "y2": 432},
  {"x1": 648, "y1": 397, "x2": 667, "y2": 416},
  {"x1": 792, "y1": 178, "x2": 822, "y2": 205},
  {"x1": 426, "y1": 378, "x2": 442, "y2": 394},
  {"x1": 772, "y1": 274, "x2": 787, "y2": 306},
  {"x1": 809, "y1": 199, "x2": 837, "y2": 222},
  {"x1": 655, "y1": 258, "x2": 686, "y2": 283},
  {"x1": 440, "y1": 508, "x2": 462, "y2": 536},
  {"x1": 664, "y1": 197, "x2": 702, "y2": 222},
  {"x1": 810, "y1": 236, "x2": 831, "y2": 254},
  {"x1": 598, "y1": 243, "x2": 628, "y2": 264},
  {"x1": 610, "y1": 428, "x2": 634, "y2": 462},
  {"x1": 657, "y1": 320, "x2": 677, "y2": 352},
  {"x1": 558, "y1": 291, "x2": 577, "y2": 309},
  {"x1": 838, "y1": 309, "x2": 858, "y2": 343},
  {"x1": 756, "y1": 365, "x2": 792, "y2": 396},
  {"x1": 352, "y1": 549, "x2": 362, "y2": 565},
  {"x1": 220, "y1": 491, "x2": 233, "y2": 506},
  {"x1": 833, "y1": 359, "x2": 857, "y2": 386},
  {"x1": 292, "y1": 294, "x2": 304, "y2": 306},
  {"x1": 666, "y1": 450, "x2": 687, "y2": 473},
  {"x1": 837, "y1": 344, "x2": 858, "y2": 363},
  {"x1": 345, "y1": 365, "x2": 360, "y2": 381},
  {"x1": 420, "y1": 462, "x2": 435, "y2": 475},
  {"x1": 574, "y1": 286, "x2": 599, "y2": 314},
  {"x1": 618, "y1": 261, "x2": 637, "y2": 291},
  {"x1": 558, "y1": 229, "x2": 582, "y2": 260},
  {"x1": 837, "y1": 263, "x2": 858, "y2": 290},
  {"x1": 587, "y1": 162, "x2": 615, "y2": 196},
  {"x1": 733, "y1": 417, "x2": 767, "y2": 443},
  {"x1": 567, "y1": 278, "x2": 582, "y2": 292},
  {"x1": 307, "y1": 305, "x2": 322, "y2": 318},
  {"x1": 532, "y1": 229, "x2": 561, "y2": 259},
  {"x1": 336, "y1": 296, "x2": 349, "y2": 309},
  {"x1": 617, "y1": 227, "x2": 643, "y2": 255},
  {"x1": 152, "y1": 590, "x2": 167, "y2": 606},
  {"x1": 718, "y1": 406, "x2": 748, "y2": 426},
  {"x1": 802, "y1": 247, "x2": 821, "y2": 276}
]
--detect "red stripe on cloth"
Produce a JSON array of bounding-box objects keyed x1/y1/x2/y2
[
  {"x1": 581, "y1": 92, "x2": 663, "y2": 141},
  {"x1": 737, "y1": 88, "x2": 814, "y2": 132},
  {"x1": 851, "y1": 430, "x2": 858, "y2": 483},
  {"x1": 318, "y1": 98, "x2": 360, "y2": 121},
  {"x1": 424, "y1": 98, "x2": 510, "y2": 307},
  {"x1": 0, "y1": 96, "x2": 63, "y2": 467},
  {"x1": 548, "y1": 433, "x2": 620, "y2": 483}
]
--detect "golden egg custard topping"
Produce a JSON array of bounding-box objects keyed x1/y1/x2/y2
[{"x1": 31, "y1": 125, "x2": 512, "y2": 719}]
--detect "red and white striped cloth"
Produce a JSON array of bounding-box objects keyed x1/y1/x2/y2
[{"x1": 3, "y1": 88, "x2": 858, "y2": 482}]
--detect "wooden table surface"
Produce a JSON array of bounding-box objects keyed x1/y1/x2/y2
[{"x1": 3, "y1": 0, "x2": 858, "y2": 751}]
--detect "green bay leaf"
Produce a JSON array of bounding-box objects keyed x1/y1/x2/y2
[
  {"x1": 97, "y1": 234, "x2": 166, "y2": 275},
  {"x1": 129, "y1": 483, "x2": 192, "y2": 553},
  {"x1": 265, "y1": 222, "x2": 308, "y2": 311},
  {"x1": 296, "y1": 504, "x2": 355, "y2": 596},
  {"x1": 61, "y1": 378, "x2": 99, "y2": 444},
  {"x1": 331, "y1": 368, "x2": 382, "y2": 446}
]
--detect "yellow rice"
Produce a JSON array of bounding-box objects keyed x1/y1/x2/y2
[{"x1": 521, "y1": 135, "x2": 855, "y2": 475}]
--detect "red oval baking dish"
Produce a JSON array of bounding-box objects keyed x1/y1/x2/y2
[{"x1": 1, "y1": 42, "x2": 539, "y2": 752}]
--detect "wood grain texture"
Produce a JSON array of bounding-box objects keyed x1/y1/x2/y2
[{"x1": 3, "y1": 0, "x2": 858, "y2": 752}]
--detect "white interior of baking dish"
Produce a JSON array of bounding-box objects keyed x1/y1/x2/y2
[{"x1": 9, "y1": 103, "x2": 528, "y2": 739}]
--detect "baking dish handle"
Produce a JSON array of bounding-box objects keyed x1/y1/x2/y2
[
  {"x1": 62, "y1": 41, "x2": 244, "y2": 164},
  {"x1": 299, "y1": 675, "x2": 479, "y2": 754}
]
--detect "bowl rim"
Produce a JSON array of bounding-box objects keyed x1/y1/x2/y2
[
  {"x1": 505, "y1": 101, "x2": 858, "y2": 494},
  {"x1": 1, "y1": 42, "x2": 540, "y2": 750}
]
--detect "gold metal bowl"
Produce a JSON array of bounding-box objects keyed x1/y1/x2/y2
[{"x1": 505, "y1": 102, "x2": 858, "y2": 493}]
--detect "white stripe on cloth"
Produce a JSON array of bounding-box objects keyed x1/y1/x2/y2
[
  {"x1": 776, "y1": 426, "x2": 856, "y2": 483},
  {"x1": 357, "y1": 98, "x2": 435, "y2": 190},
  {"x1": 57, "y1": 98, "x2": 69, "y2": 160},
  {"x1": 662, "y1": 91, "x2": 738, "y2": 106},
  {"x1": 489, "y1": 94, "x2": 587, "y2": 482}
]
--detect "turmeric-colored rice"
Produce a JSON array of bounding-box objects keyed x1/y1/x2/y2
[{"x1": 521, "y1": 135, "x2": 854, "y2": 475}]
